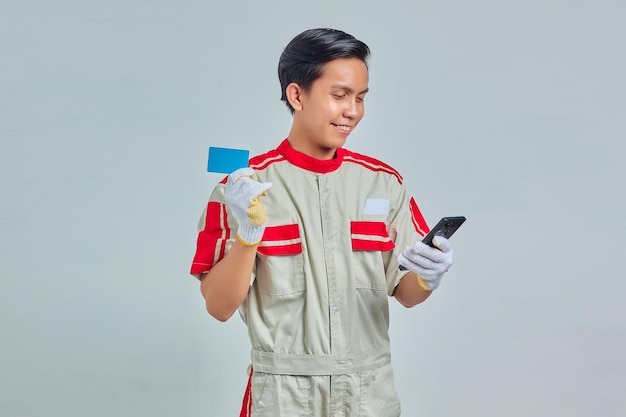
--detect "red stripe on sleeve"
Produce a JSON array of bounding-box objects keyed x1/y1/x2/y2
[
  {"x1": 190, "y1": 202, "x2": 230, "y2": 275},
  {"x1": 409, "y1": 198, "x2": 430, "y2": 237}
]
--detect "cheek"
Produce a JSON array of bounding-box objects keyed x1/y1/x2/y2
[
  {"x1": 326, "y1": 100, "x2": 342, "y2": 115},
  {"x1": 356, "y1": 104, "x2": 365, "y2": 121}
]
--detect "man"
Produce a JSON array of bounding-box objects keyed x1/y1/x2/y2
[{"x1": 190, "y1": 28, "x2": 454, "y2": 417}]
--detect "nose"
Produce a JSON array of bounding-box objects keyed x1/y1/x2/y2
[{"x1": 343, "y1": 98, "x2": 362, "y2": 119}]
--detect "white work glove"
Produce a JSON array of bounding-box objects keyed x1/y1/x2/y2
[
  {"x1": 224, "y1": 167, "x2": 272, "y2": 246},
  {"x1": 397, "y1": 235, "x2": 453, "y2": 291}
]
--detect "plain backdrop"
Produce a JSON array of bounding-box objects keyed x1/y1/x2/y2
[{"x1": 1, "y1": 1, "x2": 625, "y2": 416}]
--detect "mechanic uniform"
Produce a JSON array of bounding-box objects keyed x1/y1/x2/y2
[{"x1": 191, "y1": 139, "x2": 430, "y2": 417}]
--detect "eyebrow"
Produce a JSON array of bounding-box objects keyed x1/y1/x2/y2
[{"x1": 331, "y1": 84, "x2": 370, "y2": 95}]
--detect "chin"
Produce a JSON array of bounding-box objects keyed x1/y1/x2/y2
[{"x1": 330, "y1": 136, "x2": 348, "y2": 148}]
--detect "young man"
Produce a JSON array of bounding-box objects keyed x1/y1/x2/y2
[{"x1": 190, "y1": 28, "x2": 454, "y2": 417}]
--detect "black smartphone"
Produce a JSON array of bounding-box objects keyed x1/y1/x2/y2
[
  {"x1": 421, "y1": 216, "x2": 466, "y2": 247},
  {"x1": 399, "y1": 216, "x2": 466, "y2": 270}
]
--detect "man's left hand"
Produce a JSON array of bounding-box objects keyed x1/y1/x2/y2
[{"x1": 397, "y1": 236, "x2": 453, "y2": 291}]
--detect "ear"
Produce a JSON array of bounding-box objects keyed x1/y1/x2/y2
[{"x1": 286, "y1": 83, "x2": 304, "y2": 112}]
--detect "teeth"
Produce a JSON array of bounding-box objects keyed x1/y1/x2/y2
[{"x1": 337, "y1": 125, "x2": 351, "y2": 131}]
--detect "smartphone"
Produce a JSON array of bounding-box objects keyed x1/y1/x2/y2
[
  {"x1": 421, "y1": 216, "x2": 466, "y2": 247},
  {"x1": 399, "y1": 216, "x2": 466, "y2": 270}
]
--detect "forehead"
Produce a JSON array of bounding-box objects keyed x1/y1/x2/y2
[{"x1": 315, "y1": 57, "x2": 369, "y2": 89}]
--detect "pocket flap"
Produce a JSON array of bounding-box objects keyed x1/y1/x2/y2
[
  {"x1": 351, "y1": 221, "x2": 395, "y2": 251},
  {"x1": 258, "y1": 224, "x2": 302, "y2": 256}
]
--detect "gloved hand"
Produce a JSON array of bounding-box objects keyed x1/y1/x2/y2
[
  {"x1": 397, "y1": 235, "x2": 453, "y2": 291},
  {"x1": 224, "y1": 167, "x2": 272, "y2": 246}
]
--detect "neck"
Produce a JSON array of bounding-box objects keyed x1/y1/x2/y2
[{"x1": 287, "y1": 128, "x2": 337, "y2": 160}]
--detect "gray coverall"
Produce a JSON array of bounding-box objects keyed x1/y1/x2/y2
[{"x1": 191, "y1": 140, "x2": 427, "y2": 416}]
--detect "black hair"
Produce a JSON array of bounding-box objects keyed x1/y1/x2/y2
[{"x1": 278, "y1": 28, "x2": 370, "y2": 114}]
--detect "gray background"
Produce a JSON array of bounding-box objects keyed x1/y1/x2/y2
[{"x1": 1, "y1": 1, "x2": 625, "y2": 416}]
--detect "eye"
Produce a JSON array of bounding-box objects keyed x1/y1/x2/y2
[
  {"x1": 356, "y1": 96, "x2": 365, "y2": 103},
  {"x1": 332, "y1": 93, "x2": 346, "y2": 100}
]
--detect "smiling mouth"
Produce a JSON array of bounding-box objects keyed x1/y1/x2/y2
[{"x1": 333, "y1": 124, "x2": 352, "y2": 133}]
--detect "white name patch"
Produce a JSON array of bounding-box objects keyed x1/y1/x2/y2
[{"x1": 364, "y1": 199, "x2": 390, "y2": 216}]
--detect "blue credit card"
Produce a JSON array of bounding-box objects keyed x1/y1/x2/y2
[{"x1": 207, "y1": 147, "x2": 250, "y2": 174}]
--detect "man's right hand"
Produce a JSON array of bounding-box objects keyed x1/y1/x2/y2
[{"x1": 224, "y1": 167, "x2": 272, "y2": 246}]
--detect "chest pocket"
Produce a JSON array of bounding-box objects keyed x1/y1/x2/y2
[
  {"x1": 255, "y1": 224, "x2": 305, "y2": 295},
  {"x1": 350, "y1": 221, "x2": 395, "y2": 291}
]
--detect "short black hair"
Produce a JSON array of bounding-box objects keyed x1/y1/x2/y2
[{"x1": 278, "y1": 28, "x2": 370, "y2": 114}]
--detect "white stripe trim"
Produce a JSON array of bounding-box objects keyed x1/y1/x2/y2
[
  {"x1": 258, "y1": 237, "x2": 302, "y2": 247},
  {"x1": 250, "y1": 154, "x2": 283, "y2": 169},
  {"x1": 343, "y1": 155, "x2": 402, "y2": 183},
  {"x1": 351, "y1": 233, "x2": 390, "y2": 243},
  {"x1": 213, "y1": 205, "x2": 228, "y2": 261}
]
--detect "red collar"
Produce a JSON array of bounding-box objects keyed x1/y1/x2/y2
[{"x1": 276, "y1": 139, "x2": 345, "y2": 173}]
